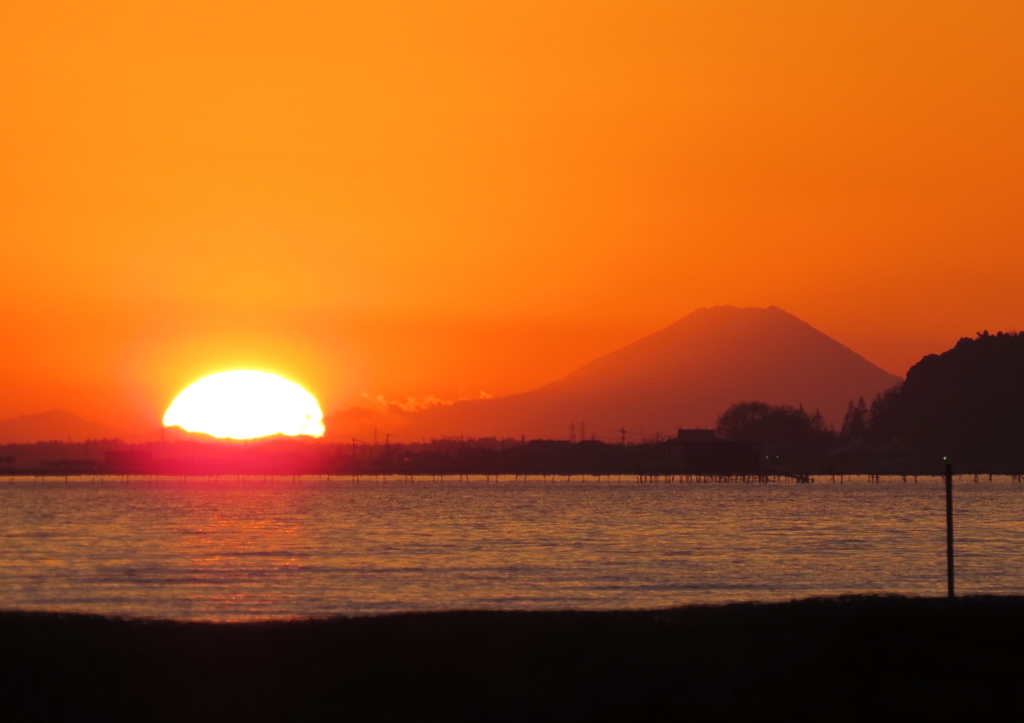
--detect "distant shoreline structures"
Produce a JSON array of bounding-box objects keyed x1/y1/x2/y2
[{"x1": 0, "y1": 425, "x2": 1016, "y2": 478}]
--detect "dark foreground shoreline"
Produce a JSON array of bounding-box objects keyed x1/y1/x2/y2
[{"x1": 2, "y1": 596, "x2": 1022, "y2": 722}]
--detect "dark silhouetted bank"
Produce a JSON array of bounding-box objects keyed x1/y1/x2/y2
[{"x1": 2, "y1": 596, "x2": 1024, "y2": 721}]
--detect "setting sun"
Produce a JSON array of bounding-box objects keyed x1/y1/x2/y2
[{"x1": 163, "y1": 371, "x2": 325, "y2": 440}]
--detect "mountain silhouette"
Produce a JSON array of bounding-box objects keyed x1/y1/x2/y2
[
  {"x1": 0, "y1": 410, "x2": 124, "y2": 444},
  {"x1": 398, "y1": 306, "x2": 901, "y2": 441}
]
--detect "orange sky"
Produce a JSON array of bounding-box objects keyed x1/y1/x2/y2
[{"x1": 2, "y1": 1, "x2": 1022, "y2": 435}]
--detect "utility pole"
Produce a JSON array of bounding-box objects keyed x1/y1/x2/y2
[{"x1": 945, "y1": 462, "x2": 955, "y2": 598}]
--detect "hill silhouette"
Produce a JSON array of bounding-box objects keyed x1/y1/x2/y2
[
  {"x1": 867, "y1": 331, "x2": 1024, "y2": 469},
  {"x1": 0, "y1": 409, "x2": 124, "y2": 444},
  {"x1": 399, "y1": 306, "x2": 901, "y2": 441}
]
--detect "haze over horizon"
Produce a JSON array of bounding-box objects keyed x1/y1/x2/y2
[
  {"x1": 2, "y1": 1, "x2": 1022, "y2": 434},
  {"x1": 5, "y1": 305, "x2": 904, "y2": 443}
]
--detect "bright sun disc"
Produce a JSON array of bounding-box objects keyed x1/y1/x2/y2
[{"x1": 163, "y1": 371, "x2": 325, "y2": 439}]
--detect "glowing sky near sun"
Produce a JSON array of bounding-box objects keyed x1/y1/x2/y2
[{"x1": 1, "y1": 1, "x2": 1022, "y2": 433}]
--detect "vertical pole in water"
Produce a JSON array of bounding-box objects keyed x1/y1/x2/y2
[{"x1": 945, "y1": 463, "x2": 954, "y2": 598}]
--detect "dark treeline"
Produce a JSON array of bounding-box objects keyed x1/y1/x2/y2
[
  {"x1": 713, "y1": 400, "x2": 929, "y2": 474},
  {"x1": 3, "y1": 331, "x2": 1022, "y2": 477},
  {"x1": 718, "y1": 331, "x2": 1024, "y2": 474},
  {"x1": 0, "y1": 435, "x2": 761, "y2": 477}
]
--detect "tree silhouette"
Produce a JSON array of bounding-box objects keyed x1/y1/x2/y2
[
  {"x1": 717, "y1": 401, "x2": 832, "y2": 446},
  {"x1": 841, "y1": 397, "x2": 868, "y2": 439}
]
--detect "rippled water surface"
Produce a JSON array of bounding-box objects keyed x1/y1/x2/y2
[{"x1": 1, "y1": 476, "x2": 1022, "y2": 620}]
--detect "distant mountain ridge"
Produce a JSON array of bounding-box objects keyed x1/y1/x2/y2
[
  {"x1": 398, "y1": 306, "x2": 901, "y2": 441},
  {"x1": 0, "y1": 410, "x2": 124, "y2": 444}
]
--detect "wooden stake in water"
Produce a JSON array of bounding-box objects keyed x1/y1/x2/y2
[{"x1": 945, "y1": 463, "x2": 954, "y2": 598}]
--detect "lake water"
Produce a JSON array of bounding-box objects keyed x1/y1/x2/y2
[{"x1": 1, "y1": 476, "x2": 1022, "y2": 621}]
